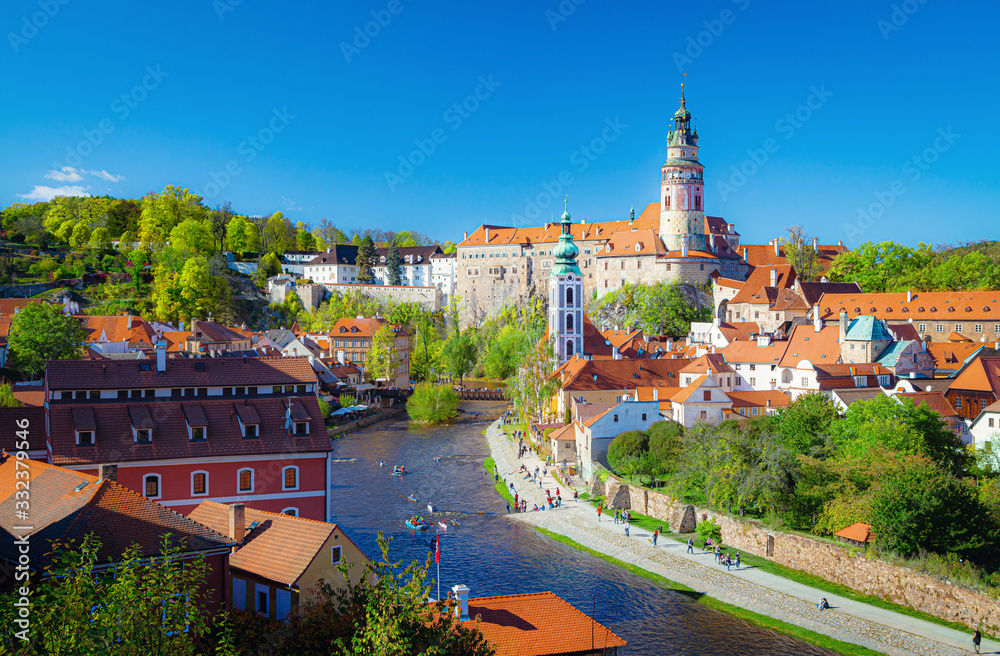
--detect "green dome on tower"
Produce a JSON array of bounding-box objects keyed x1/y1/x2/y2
[{"x1": 551, "y1": 200, "x2": 581, "y2": 276}]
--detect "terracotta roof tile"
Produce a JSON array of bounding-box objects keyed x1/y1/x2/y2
[
  {"x1": 818, "y1": 291, "x2": 1000, "y2": 323},
  {"x1": 740, "y1": 243, "x2": 847, "y2": 272},
  {"x1": 46, "y1": 356, "x2": 317, "y2": 390},
  {"x1": 555, "y1": 358, "x2": 689, "y2": 392},
  {"x1": 459, "y1": 591, "x2": 626, "y2": 656},
  {"x1": 896, "y1": 391, "x2": 958, "y2": 418},
  {"x1": 596, "y1": 230, "x2": 667, "y2": 257},
  {"x1": 730, "y1": 265, "x2": 797, "y2": 304},
  {"x1": 778, "y1": 324, "x2": 842, "y2": 368},
  {"x1": 835, "y1": 522, "x2": 872, "y2": 543}
]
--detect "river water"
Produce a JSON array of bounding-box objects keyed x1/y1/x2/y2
[{"x1": 328, "y1": 413, "x2": 838, "y2": 656}]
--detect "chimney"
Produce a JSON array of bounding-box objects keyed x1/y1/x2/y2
[
  {"x1": 774, "y1": 239, "x2": 781, "y2": 257},
  {"x1": 666, "y1": 338, "x2": 673, "y2": 351},
  {"x1": 727, "y1": 223, "x2": 734, "y2": 233},
  {"x1": 813, "y1": 305, "x2": 821, "y2": 333},
  {"x1": 769, "y1": 268, "x2": 777, "y2": 287},
  {"x1": 127, "y1": 314, "x2": 133, "y2": 330},
  {"x1": 612, "y1": 345, "x2": 620, "y2": 360},
  {"x1": 484, "y1": 228, "x2": 490, "y2": 243},
  {"x1": 839, "y1": 310, "x2": 849, "y2": 342},
  {"x1": 812, "y1": 237, "x2": 819, "y2": 253},
  {"x1": 743, "y1": 246, "x2": 749, "y2": 260},
  {"x1": 838, "y1": 240, "x2": 843, "y2": 246},
  {"x1": 99, "y1": 463, "x2": 118, "y2": 482},
  {"x1": 156, "y1": 342, "x2": 166, "y2": 374},
  {"x1": 337, "y1": 351, "x2": 345, "y2": 365},
  {"x1": 463, "y1": 231, "x2": 468, "y2": 241},
  {"x1": 906, "y1": 289, "x2": 912, "y2": 302},
  {"x1": 229, "y1": 503, "x2": 246, "y2": 544},
  {"x1": 709, "y1": 233, "x2": 716, "y2": 251},
  {"x1": 681, "y1": 234, "x2": 689, "y2": 258},
  {"x1": 713, "y1": 316, "x2": 720, "y2": 327},
  {"x1": 452, "y1": 584, "x2": 470, "y2": 620},
  {"x1": 653, "y1": 388, "x2": 659, "y2": 401}
]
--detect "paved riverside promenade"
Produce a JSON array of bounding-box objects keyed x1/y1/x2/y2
[{"x1": 486, "y1": 420, "x2": 995, "y2": 656}]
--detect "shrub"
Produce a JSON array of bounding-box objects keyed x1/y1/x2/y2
[
  {"x1": 697, "y1": 517, "x2": 722, "y2": 545},
  {"x1": 647, "y1": 420, "x2": 684, "y2": 462},
  {"x1": 607, "y1": 430, "x2": 649, "y2": 474},
  {"x1": 317, "y1": 397, "x2": 332, "y2": 420},
  {"x1": 337, "y1": 394, "x2": 356, "y2": 409},
  {"x1": 406, "y1": 383, "x2": 460, "y2": 425}
]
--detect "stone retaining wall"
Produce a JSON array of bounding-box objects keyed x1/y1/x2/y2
[{"x1": 598, "y1": 477, "x2": 1000, "y2": 632}]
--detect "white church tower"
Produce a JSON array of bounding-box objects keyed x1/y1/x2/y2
[
  {"x1": 659, "y1": 84, "x2": 707, "y2": 252},
  {"x1": 549, "y1": 201, "x2": 583, "y2": 362}
]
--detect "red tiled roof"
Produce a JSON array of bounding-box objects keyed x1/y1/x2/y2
[
  {"x1": 0, "y1": 299, "x2": 45, "y2": 322},
  {"x1": 596, "y1": 230, "x2": 667, "y2": 257},
  {"x1": 77, "y1": 314, "x2": 156, "y2": 344},
  {"x1": 459, "y1": 591, "x2": 626, "y2": 656},
  {"x1": 740, "y1": 243, "x2": 847, "y2": 272},
  {"x1": 818, "y1": 291, "x2": 1000, "y2": 322},
  {"x1": 717, "y1": 321, "x2": 759, "y2": 342},
  {"x1": 548, "y1": 424, "x2": 575, "y2": 441},
  {"x1": 190, "y1": 500, "x2": 366, "y2": 587},
  {"x1": 0, "y1": 454, "x2": 230, "y2": 571},
  {"x1": 948, "y1": 356, "x2": 1000, "y2": 395},
  {"x1": 680, "y1": 353, "x2": 734, "y2": 375},
  {"x1": 778, "y1": 324, "x2": 842, "y2": 368},
  {"x1": 45, "y1": 356, "x2": 317, "y2": 390},
  {"x1": 896, "y1": 392, "x2": 958, "y2": 419},
  {"x1": 670, "y1": 375, "x2": 710, "y2": 404},
  {"x1": 48, "y1": 396, "x2": 330, "y2": 466},
  {"x1": 554, "y1": 357, "x2": 689, "y2": 392},
  {"x1": 726, "y1": 390, "x2": 791, "y2": 409},
  {"x1": 730, "y1": 265, "x2": 797, "y2": 304}
]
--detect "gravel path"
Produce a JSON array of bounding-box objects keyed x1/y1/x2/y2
[{"x1": 486, "y1": 420, "x2": 993, "y2": 656}]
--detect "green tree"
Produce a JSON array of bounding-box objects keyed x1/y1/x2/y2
[
  {"x1": 647, "y1": 420, "x2": 685, "y2": 466},
  {"x1": 406, "y1": 383, "x2": 461, "y2": 424},
  {"x1": 0, "y1": 534, "x2": 233, "y2": 656},
  {"x1": 774, "y1": 393, "x2": 841, "y2": 456},
  {"x1": 89, "y1": 225, "x2": 112, "y2": 251},
  {"x1": 827, "y1": 241, "x2": 935, "y2": 292},
  {"x1": 261, "y1": 212, "x2": 294, "y2": 254},
  {"x1": 783, "y1": 225, "x2": 821, "y2": 282},
  {"x1": 441, "y1": 331, "x2": 477, "y2": 385},
  {"x1": 208, "y1": 201, "x2": 234, "y2": 252},
  {"x1": 386, "y1": 244, "x2": 403, "y2": 286},
  {"x1": 253, "y1": 252, "x2": 283, "y2": 286},
  {"x1": 366, "y1": 323, "x2": 396, "y2": 382},
  {"x1": 8, "y1": 304, "x2": 87, "y2": 373},
  {"x1": 169, "y1": 218, "x2": 215, "y2": 255},
  {"x1": 594, "y1": 282, "x2": 710, "y2": 336},
  {"x1": 696, "y1": 517, "x2": 722, "y2": 545},
  {"x1": 0, "y1": 383, "x2": 22, "y2": 407},
  {"x1": 69, "y1": 221, "x2": 91, "y2": 248},
  {"x1": 295, "y1": 228, "x2": 316, "y2": 251},
  {"x1": 482, "y1": 325, "x2": 528, "y2": 380},
  {"x1": 607, "y1": 430, "x2": 649, "y2": 474},
  {"x1": 226, "y1": 215, "x2": 260, "y2": 254},
  {"x1": 139, "y1": 185, "x2": 207, "y2": 248},
  {"x1": 506, "y1": 339, "x2": 559, "y2": 423},
  {"x1": 869, "y1": 459, "x2": 996, "y2": 557},
  {"x1": 356, "y1": 235, "x2": 376, "y2": 284}
]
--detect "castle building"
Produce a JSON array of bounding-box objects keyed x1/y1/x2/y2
[{"x1": 660, "y1": 85, "x2": 707, "y2": 252}]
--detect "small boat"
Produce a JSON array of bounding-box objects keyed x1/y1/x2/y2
[
  {"x1": 405, "y1": 518, "x2": 433, "y2": 530},
  {"x1": 392, "y1": 466, "x2": 406, "y2": 476},
  {"x1": 407, "y1": 494, "x2": 417, "y2": 502},
  {"x1": 438, "y1": 521, "x2": 447, "y2": 530},
  {"x1": 427, "y1": 503, "x2": 435, "y2": 513}
]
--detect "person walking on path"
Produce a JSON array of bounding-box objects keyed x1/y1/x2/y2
[
  {"x1": 652, "y1": 529, "x2": 658, "y2": 547},
  {"x1": 597, "y1": 504, "x2": 603, "y2": 522},
  {"x1": 506, "y1": 502, "x2": 510, "y2": 515},
  {"x1": 687, "y1": 537, "x2": 694, "y2": 554},
  {"x1": 614, "y1": 509, "x2": 619, "y2": 525},
  {"x1": 973, "y1": 628, "x2": 982, "y2": 654},
  {"x1": 573, "y1": 490, "x2": 579, "y2": 502},
  {"x1": 735, "y1": 553, "x2": 741, "y2": 569},
  {"x1": 624, "y1": 519, "x2": 630, "y2": 537},
  {"x1": 726, "y1": 553, "x2": 732, "y2": 571}
]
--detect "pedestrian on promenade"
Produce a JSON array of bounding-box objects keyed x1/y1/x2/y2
[
  {"x1": 735, "y1": 553, "x2": 740, "y2": 569},
  {"x1": 726, "y1": 554, "x2": 732, "y2": 571},
  {"x1": 514, "y1": 492, "x2": 519, "y2": 506},
  {"x1": 546, "y1": 489, "x2": 550, "y2": 498},
  {"x1": 614, "y1": 509, "x2": 619, "y2": 525},
  {"x1": 573, "y1": 490, "x2": 579, "y2": 501},
  {"x1": 556, "y1": 487, "x2": 560, "y2": 497},
  {"x1": 973, "y1": 628, "x2": 982, "y2": 654},
  {"x1": 624, "y1": 519, "x2": 630, "y2": 537},
  {"x1": 687, "y1": 537, "x2": 694, "y2": 554},
  {"x1": 506, "y1": 503, "x2": 510, "y2": 515},
  {"x1": 597, "y1": 504, "x2": 603, "y2": 522},
  {"x1": 652, "y1": 529, "x2": 658, "y2": 547},
  {"x1": 557, "y1": 495, "x2": 562, "y2": 507}
]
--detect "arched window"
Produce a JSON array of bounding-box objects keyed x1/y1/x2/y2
[
  {"x1": 566, "y1": 287, "x2": 574, "y2": 307},
  {"x1": 565, "y1": 313, "x2": 574, "y2": 334},
  {"x1": 143, "y1": 473, "x2": 161, "y2": 499},
  {"x1": 282, "y1": 465, "x2": 299, "y2": 491},
  {"x1": 566, "y1": 339, "x2": 574, "y2": 358},
  {"x1": 664, "y1": 194, "x2": 671, "y2": 209},
  {"x1": 281, "y1": 508, "x2": 298, "y2": 517},
  {"x1": 237, "y1": 468, "x2": 254, "y2": 493}
]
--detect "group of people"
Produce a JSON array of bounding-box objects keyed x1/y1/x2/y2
[{"x1": 712, "y1": 546, "x2": 741, "y2": 571}]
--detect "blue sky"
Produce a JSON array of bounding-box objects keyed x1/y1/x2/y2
[{"x1": 3, "y1": 1, "x2": 996, "y2": 247}]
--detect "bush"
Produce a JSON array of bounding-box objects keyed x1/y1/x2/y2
[
  {"x1": 647, "y1": 420, "x2": 684, "y2": 462},
  {"x1": 406, "y1": 383, "x2": 460, "y2": 425},
  {"x1": 317, "y1": 397, "x2": 332, "y2": 420},
  {"x1": 697, "y1": 517, "x2": 722, "y2": 545},
  {"x1": 337, "y1": 394, "x2": 356, "y2": 409},
  {"x1": 607, "y1": 430, "x2": 649, "y2": 474}
]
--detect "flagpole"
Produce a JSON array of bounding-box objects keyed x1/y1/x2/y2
[{"x1": 436, "y1": 530, "x2": 441, "y2": 602}]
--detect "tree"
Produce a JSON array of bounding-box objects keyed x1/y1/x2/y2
[
  {"x1": 254, "y1": 252, "x2": 283, "y2": 286},
  {"x1": 366, "y1": 323, "x2": 396, "y2": 382},
  {"x1": 153, "y1": 255, "x2": 229, "y2": 323},
  {"x1": 647, "y1": 420, "x2": 685, "y2": 467},
  {"x1": 506, "y1": 338, "x2": 559, "y2": 424},
  {"x1": 0, "y1": 383, "x2": 22, "y2": 407},
  {"x1": 386, "y1": 244, "x2": 403, "y2": 285},
  {"x1": 782, "y1": 225, "x2": 821, "y2": 282},
  {"x1": 169, "y1": 218, "x2": 215, "y2": 255},
  {"x1": 482, "y1": 325, "x2": 529, "y2": 380},
  {"x1": 406, "y1": 383, "x2": 461, "y2": 424},
  {"x1": 261, "y1": 212, "x2": 294, "y2": 254},
  {"x1": 295, "y1": 228, "x2": 316, "y2": 252},
  {"x1": 774, "y1": 393, "x2": 841, "y2": 456},
  {"x1": 226, "y1": 215, "x2": 260, "y2": 254},
  {"x1": 8, "y1": 304, "x2": 87, "y2": 373},
  {"x1": 209, "y1": 201, "x2": 234, "y2": 252},
  {"x1": 594, "y1": 282, "x2": 710, "y2": 336},
  {"x1": 139, "y1": 185, "x2": 207, "y2": 248},
  {"x1": 827, "y1": 241, "x2": 935, "y2": 293},
  {"x1": 869, "y1": 458, "x2": 996, "y2": 557},
  {"x1": 356, "y1": 235, "x2": 376, "y2": 284},
  {"x1": 441, "y1": 331, "x2": 477, "y2": 385},
  {"x1": 89, "y1": 225, "x2": 112, "y2": 251},
  {"x1": 607, "y1": 430, "x2": 649, "y2": 474},
  {"x1": 0, "y1": 534, "x2": 233, "y2": 656},
  {"x1": 69, "y1": 221, "x2": 91, "y2": 248}
]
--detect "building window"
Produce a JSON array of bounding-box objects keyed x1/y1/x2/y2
[
  {"x1": 983, "y1": 399, "x2": 989, "y2": 411},
  {"x1": 641, "y1": 413, "x2": 647, "y2": 421},
  {"x1": 749, "y1": 364, "x2": 756, "y2": 371},
  {"x1": 191, "y1": 426, "x2": 206, "y2": 441},
  {"x1": 955, "y1": 397, "x2": 962, "y2": 409},
  {"x1": 935, "y1": 324, "x2": 943, "y2": 333},
  {"x1": 975, "y1": 324, "x2": 983, "y2": 333},
  {"x1": 331, "y1": 545, "x2": 342, "y2": 565},
  {"x1": 703, "y1": 391, "x2": 711, "y2": 401},
  {"x1": 135, "y1": 428, "x2": 152, "y2": 444},
  {"x1": 918, "y1": 323, "x2": 927, "y2": 333},
  {"x1": 293, "y1": 422, "x2": 308, "y2": 436},
  {"x1": 955, "y1": 324, "x2": 963, "y2": 333},
  {"x1": 282, "y1": 466, "x2": 298, "y2": 490},
  {"x1": 255, "y1": 584, "x2": 269, "y2": 616},
  {"x1": 77, "y1": 430, "x2": 94, "y2": 446},
  {"x1": 613, "y1": 414, "x2": 619, "y2": 423},
  {"x1": 282, "y1": 508, "x2": 298, "y2": 517},
  {"x1": 700, "y1": 411, "x2": 707, "y2": 420},
  {"x1": 233, "y1": 578, "x2": 246, "y2": 611},
  {"x1": 143, "y1": 474, "x2": 161, "y2": 499},
  {"x1": 191, "y1": 471, "x2": 208, "y2": 496},
  {"x1": 990, "y1": 418, "x2": 995, "y2": 428},
  {"x1": 801, "y1": 378, "x2": 808, "y2": 388},
  {"x1": 238, "y1": 468, "x2": 254, "y2": 493},
  {"x1": 751, "y1": 407, "x2": 758, "y2": 415},
  {"x1": 750, "y1": 378, "x2": 756, "y2": 386}
]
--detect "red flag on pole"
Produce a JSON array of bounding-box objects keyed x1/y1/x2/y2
[{"x1": 435, "y1": 533, "x2": 441, "y2": 564}]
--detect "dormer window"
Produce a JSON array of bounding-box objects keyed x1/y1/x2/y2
[
  {"x1": 73, "y1": 407, "x2": 97, "y2": 446},
  {"x1": 235, "y1": 402, "x2": 261, "y2": 439},
  {"x1": 184, "y1": 404, "x2": 208, "y2": 442}
]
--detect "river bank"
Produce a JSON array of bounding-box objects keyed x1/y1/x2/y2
[{"x1": 484, "y1": 418, "x2": 991, "y2": 656}]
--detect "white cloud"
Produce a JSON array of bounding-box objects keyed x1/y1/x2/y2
[
  {"x1": 45, "y1": 166, "x2": 84, "y2": 182},
  {"x1": 17, "y1": 185, "x2": 91, "y2": 202},
  {"x1": 83, "y1": 169, "x2": 124, "y2": 183},
  {"x1": 281, "y1": 196, "x2": 302, "y2": 212}
]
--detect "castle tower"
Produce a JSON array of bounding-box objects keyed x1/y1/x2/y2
[
  {"x1": 549, "y1": 201, "x2": 583, "y2": 362},
  {"x1": 659, "y1": 85, "x2": 707, "y2": 252}
]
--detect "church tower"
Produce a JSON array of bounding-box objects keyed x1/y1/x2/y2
[
  {"x1": 549, "y1": 201, "x2": 583, "y2": 362},
  {"x1": 659, "y1": 85, "x2": 707, "y2": 252}
]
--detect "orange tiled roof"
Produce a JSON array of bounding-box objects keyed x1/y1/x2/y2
[
  {"x1": 717, "y1": 321, "x2": 759, "y2": 342},
  {"x1": 460, "y1": 591, "x2": 626, "y2": 656},
  {"x1": 729, "y1": 265, "x2": 797, "y2": 304},
  {"x1": 554, "y1": 357, "x2": 689, "y2": 392},
  {"x1": 548, "y1": 424, "x2": 575, "y2": 441},
  {"x1": 714, "y1": 276, "x2": 745, "y2": 290},
  {"x1": 927, "y1": 342, "x2": 980, "y2": 368},
  {"x1": 680, "y1": 353, "x2": 734, "y2": 375},
  {"x1": 459, "y1": 215, "x2": 659, "y2": 248},
  {"x1": 190, "y1": 500, "x2": 367, "y2": 587},
  {"x1": 720, "y1": 339, "x2": 788, "y2": 365},
  {"x1": 948, "y1": 356, "x2": 1000, "y2": 395},
  {"x1": 778, "y1": 324, "x2": 842, "y2": 368},
  {"x1": 740, "y1": 243, "x2": 847, "y2": 271},
  {"x1": 896, "y1": 391, "x2": 958, "y2": 419},
  {"x1": 818, "y1": 291, "x2": 1000, "y2": 323},
  {"x1": 77, "y1": 314, "x2": 156, "y2": 344},
  {"x1": 596, "y1": 230, "x2": 667, "y2": 257},
  {"x1": 668, "y1": 374, "x2": 711, "y2": 404},
  {"x1": 835, "y1": 522, "x2": 872, "y2": 543},
  {"x1": 726, "y1": 390, "x2": 791, "y2": 408},
  {"x1": 0, "y1": 298, "x2": 44, "y2": 322}
]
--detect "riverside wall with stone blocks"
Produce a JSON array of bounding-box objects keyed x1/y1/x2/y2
[{"x1": 595, "y1": 475, "x2": 1000, "y2": 632}]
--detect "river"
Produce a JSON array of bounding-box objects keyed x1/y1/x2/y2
[{"x1": 327, "y1": 411, "x2": 838, "y2": 655}]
